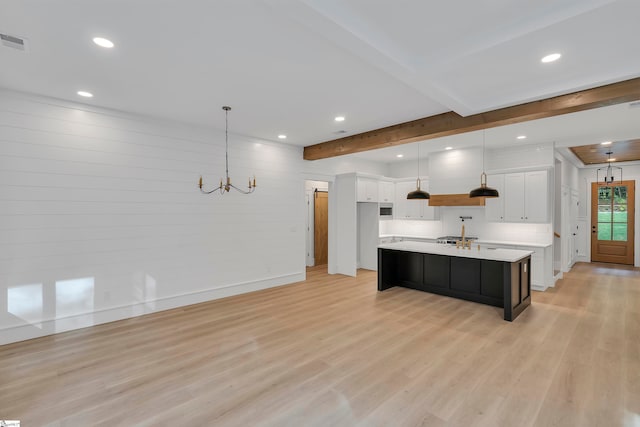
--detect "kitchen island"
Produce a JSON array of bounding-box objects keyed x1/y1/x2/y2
[{"x1": 378, "y1": 241, "x2": 532, "y2": 321}]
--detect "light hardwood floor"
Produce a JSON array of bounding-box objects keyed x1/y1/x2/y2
[{"x1": 1, "y1": 262, "x2": 639, "y2": 426}]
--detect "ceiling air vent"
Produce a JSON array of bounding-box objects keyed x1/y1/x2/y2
[
  {"x1": 333, "y1": 130, "x2": 347, "y2": 135},
  {"x1": 1, "y1": 33, "x2": 27, "y2": 51}
]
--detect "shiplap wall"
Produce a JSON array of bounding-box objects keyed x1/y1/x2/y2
[{"x1": 0, "y1": 90, "x2": 312, "y2": 344}]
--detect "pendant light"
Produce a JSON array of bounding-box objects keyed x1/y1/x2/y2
[
  {"x1": 198, "y1": 106, "x2": 256, "y2": 195},
  {"x1": 469, "y1": 131, "x2": 499, "y2": 198},
  {"x1": 596, "y1": 151, "x2": 622, "y2": 185},
  {"x1": 407, "y1": 142, "x2": 430, "y2": 199}
]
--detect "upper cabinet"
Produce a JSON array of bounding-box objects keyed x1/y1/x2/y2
[
  {"x1": 394, "y1": 179, "x2": 439, "y2": 220},
  {"x1": 485, "y1": 174, "x2": 505, "y2": 221},
  {"x1": 523, "y1": 170, "x2": 549, "y2": 223},
  {"x1": 498, "y1": 170, "x2": 548, "y2": 223},
  {"x1": 379, "y1": 181, "x2": 395, "y2": 203},
  {"x1": 356, "y1": 177, "x2": 379, "y2": 202}
]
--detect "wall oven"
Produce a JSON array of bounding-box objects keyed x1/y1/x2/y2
[{"x1": 379, "y1": 203, "x2": 393, "y2": 219}]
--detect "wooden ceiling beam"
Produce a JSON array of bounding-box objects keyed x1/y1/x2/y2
[{"x1": 303, "y1": 77, "x2": 640, "y2": 160}]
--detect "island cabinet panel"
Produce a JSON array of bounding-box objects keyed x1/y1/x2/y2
[
  {"x1": 503, "y1": 258, "x2": 531, "y2": 321},
  {"x1": 521, "y1": 261, "x2": 530, "y2": 301},
  {"x1": 480, "y1": 260, "x2": 504, "y2": 299},
  {"x1": 398, "y1": 252, "x2": 424, "y2": 290},
  {"x1": 450, "y1": 258, "x2": 481, "y2": 294},
  {"x1": 378, "y1": 246, "x2": 531, "y2": 321},
  {"x1": 423, "y1": 254, "x2": 450, "y2": 288},
  {"x1": 378, "y1": 249, "x2": 396, "y2": 291}
]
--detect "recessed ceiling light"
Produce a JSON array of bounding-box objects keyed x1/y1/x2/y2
[
  {"x1": 607, "y1": 158, "x2": 616, "y2": 162},
  {"x1": 601, "y1": 141, "x2": 612, "y2": 145},
  {"x1": 445, "y1": 147, "x2": 453, "y2": 150},
  {"x1": 334, "y1": 116, "x2": 345, "y2": 122},
  {"x1": 77, "y1": 91, "x2": 93, "y2": 98},
  {"x1": 396, "y1": 154, "x2": 403, "y2": 158},
  {"x1": 278, "y1": 134, "x2": 287, "y2": 139},
  {"x1": 517, "y1": 135, "x2": 527, "y2": 140},
  {"x1": 93, "y1": 37, "x2": 114, "y2": 48},
  {"x1": 541, "y1": 53, "x2": 561, "y2": 63}
]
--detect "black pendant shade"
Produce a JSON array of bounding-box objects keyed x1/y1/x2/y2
[
  {"x1": 407, "y1": 189, "x2": 430, "y2": 199},
  {"x1": 469, "y1": 184, "x2": 499, "y2": 198},
  {"x1": 407, "y1": 178, "x2": 430, "y2": 199},
  {"x1": 470, "y1": 172, "x2": 499, "y2": 198}
]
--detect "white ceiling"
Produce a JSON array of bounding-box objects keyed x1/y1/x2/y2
[{"x1": 1, "y1": 0, "x2": 639, "y2": 151}]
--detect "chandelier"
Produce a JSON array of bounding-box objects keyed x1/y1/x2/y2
[
  {"x1": 199, "y1": 106, "x2": 256, "y2": 195},
  {"x1": 597, "y1": 151, "x2": 622, "y2": 185}
]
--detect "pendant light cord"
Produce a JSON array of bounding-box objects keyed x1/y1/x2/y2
[
  {"x1": 418, "y1": 142, "x2": 421, "y2": 179},
  {"x1": 225, "y1": 107, "x2": 229, "y2": 180},
  {"x1": 482, "y1": 131, "x2": 486, "y2": 172}
]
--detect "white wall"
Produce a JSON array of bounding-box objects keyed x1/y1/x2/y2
[
  {"x1": 387, "y1": 158, "x2": 428, "y2": 179},
  {"x1": 307, "y1": 156, "x2": 389, "y2": 177},
  {"x1": 429, "y1": 148, "x2": 483, "y2": 194},
  {"x1": 487, "y1": 143, "x2": 555, "y2": 171},
  {"x1": 0, "y1": 89, "x2": 386, "y2": 344}
]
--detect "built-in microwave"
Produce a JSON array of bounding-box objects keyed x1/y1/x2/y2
[{"x1": 379, "y1": 203, "x2": 393, "y2": 219}]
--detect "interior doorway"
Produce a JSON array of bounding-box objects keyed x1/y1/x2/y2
[
  {"x1": 591, "y1": 180, "x2": 635, "y2": 264},
  {"x1": 305, "y1": 180, "x2": 329, "y2": 267},
  {"x1": 314, "y1": 190, "x2": 328, "y2": 265}
]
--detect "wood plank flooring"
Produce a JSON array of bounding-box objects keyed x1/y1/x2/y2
[{"x1": 1, "y1": 262, "x2": 639, "y2": 426}]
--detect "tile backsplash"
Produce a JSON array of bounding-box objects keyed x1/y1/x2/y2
[{"x1": 381, "y1": 206, "x2": 552, "y2": 244}]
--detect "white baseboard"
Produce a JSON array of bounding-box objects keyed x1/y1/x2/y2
[
  {"x1": 0, "y1": 272, "x2": 305, "y2": 346},
  {"x1": 532, "y1": 284, "x2": 547, "y2": 292}
]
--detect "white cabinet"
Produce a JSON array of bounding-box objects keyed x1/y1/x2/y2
[
  {"x1": 357, "y1": 177, "x2": 379, "y2": 202},
  {"x1": 504, "y1": 173, "x2": 526, "y2": 222},
  {"x1": 394, "y1": 180, "x2": 411, "y2": 219},
  {"x1": 394, "y1": 180, "x2": 439, "y2": 220},
  {"x1": 517, "y1": 245, "x2": 553, "y2": 290},
  {"x1": 524, "y1": 171, "x2": 548, "y2": 223},
  {"x1": 503, "y1": 171, "x2": 548, "y2": 223},
  {"x1": 482, "y1": 243, "x2": 552, "y2": 290},
  {"x1": 379, "y1": 181, "x2": 395, "y2": 203},
  {"x1": 485, "y1": 174, "x2": 505, "y2": 222}
]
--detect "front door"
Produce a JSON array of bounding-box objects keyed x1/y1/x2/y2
[{"x1": 591, "y1": 181, "x2": 635, "y2": 264}]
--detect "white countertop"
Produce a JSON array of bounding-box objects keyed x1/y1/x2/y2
[
  {"x1": 379, "y1": 234, "x2": 438, "y2": 239},
  {"x1": 476, "y1": 239, "x2": 552, "y2": 248},
  {"x1": 379, "y1": 234, "x2": 551, "y2": 248},
  {"x1": 378, "y1": 241, "x2": 533, "y2": 262}
]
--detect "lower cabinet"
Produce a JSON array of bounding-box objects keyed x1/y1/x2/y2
[
  {"x1": 481, "y1": 244, "x2": 551, "y2": 290},
  {"x1": 423, "y1": 254, "x2": 449, "y2": 289},
  {"x1": 398, "y1": 252, "x2": 423, "y2": 290},
  {"x1": 450, "y1": 258, "x2": 481, "y2": 294}
]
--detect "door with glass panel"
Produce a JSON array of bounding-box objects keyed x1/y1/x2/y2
[{"x1": 591, "y1": 181, "x2": 635, "y2": 264}]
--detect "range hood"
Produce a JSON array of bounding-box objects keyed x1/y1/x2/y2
[{"x1": 428, "y1": 194, "x2": 485, "y2": 206}]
